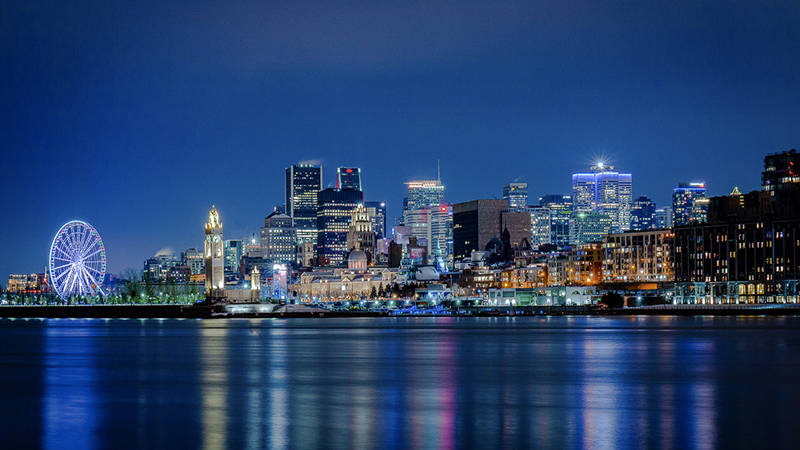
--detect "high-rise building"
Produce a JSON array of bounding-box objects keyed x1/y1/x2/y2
[
  {"x1": 346, "y1": 204, "x2": 375, "y2": 262},
  {"x1": 571, "y1": 163, "x2": 632, "y2": 233},
  {"x1": 503, "y1": 182, "x2": 528, "y2": 211},
  {"x1": 762, "y1": 149, "x2": 799, "y2": 194},
  {"x1": 569, "y1": 211, "x2": 613, "y2": 245},
  {"x1": 630, "y1": 196, "x2": 656, "y2": 231},
  {"x1": 654, "y1": 207, "x2": 673, "y2": 229},
  {"x1": 403, "y1": 179, "x2": 446, "y2": 247},
  {"x1": 204, "y1": 206, "x2": 224, "y2": 294},
  {"x1": 336, "y1": 167, "x2": 362, "y2": 191},
  {"x1": 403, "y1": 180, "x2": 445, "y2": 222},
  {"x1": 285, "y1": 164, "x2": 322, "y2": 249},
  {"x1": 539, "y1": 194, "x2": 573, "y2": 247},
  {"x1": 260, "y1": 209, "x2": 297, "y2": 266},
  {"x1": 453, "y1": 199, "x2": 509, "y2": 260},
  {"x1": 182, "y1": 248, "x2": 205, "y2": 275},
  {"x1": 529, "y1": 206, "x2": 552, "y2": 249},
  {"x1": 365, "y1": 201, "x2": 387, "y2": 238},
  {"x1": 223, "y1": 239, "x2": 243, "y2": 274},
  {"x1": 672, "y1": 182, "x2": 707, "y2": 226},
  {"x1": 316, "y1": 188, "x2": 364, "y2": 266}
]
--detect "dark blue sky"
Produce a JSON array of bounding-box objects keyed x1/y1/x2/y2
[{"x1": 2, "y1": 0, "x2": 799, "y2": 280}]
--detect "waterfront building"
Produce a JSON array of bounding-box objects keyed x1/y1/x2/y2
[
  {"x1": 568, "y1": 242, "x2": 603, "y2": 286},
  {"x1": 654, "y1": 207, "x2": 674, "y2": 229},
  {"x1": 289, "y1": 266, "x2": 399, "y2": 301},
  {"x1": 503, "y1": 182, "x2": 528, "y2": 211},
  {"x1": 539, "y1": 194, "x2": 573, "y2": 247},
  {"x1": 182, "y1": 248, "x2": 205, "y2": 275},
  {"x1": 204, "y1": 206, "x2": 225, "y2": 295},
  {"x1": 260, "y1": 209, "x2": 297, "y2": 266},
  {"x1": 674, "y1": 154, "x2": 800, "y2": 304},
  {"x1": 285, "y1": 164, "x2": 322, "y2": 251},
  {"x1": 365, "y1": 201, "x2": 387, "y2": 238},
  {"x1": 630, "y1": 196, "x2": 656, "y2": 231},
  {"x1": 569, "y1": 211, "x2": 613, "y2": 245},
  {"x1": 672, "y1": 182, "x2": 707, "y2": 226},
  {"x1": 571, "y1": 163, "x2": 632, "y2": 232},
  {"x1": 602, "y1": 229, "x2": 674, "y2": 283},
  {"x1": 452, "y1": 199, "x2": 508, "y2": 260},
  {"x1": 346, "y1": 204, "x2": 376, "y2": 262},
  {"x1": 336, "y1": 167, "x2": 362, "y2": 191},
  {"x1": 224, "y1": 239, "x2": 243, "y2": 274},
  {"x1": 487, "y1": 286, "x2": 598, "y2": 306},
  {"x1": 316, "y1": 188, "x2": 364, "y2": 266},
  {"x1": 529, "y1": 206, "x2": 552, "y2": 249}
]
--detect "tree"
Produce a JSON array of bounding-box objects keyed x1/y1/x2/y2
[
  {"x1": 369, "y1": 286, "x2": 377, "y2": 299},
  {"x1": 599, "y1": 292, "x2": 624, "y2": 308}
]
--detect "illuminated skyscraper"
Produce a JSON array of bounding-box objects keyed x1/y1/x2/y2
[
  {"x1": 336, "y1": 167, "x2": 362, "y2": 191},
  {"x1": 571, "y1": 163, "x2": 632, "y2": 233},
  {"x1": 529, "y1": 206, "x2": 552, "y2": 249},
  {"x1": 316, "y1": 188, "x2": 364, "y2": 266},
  {"x1": 260, "y1": 209, "x2": 297, "y2": 266},
  {"x1": 672, "y1": 182, "x2": 707, "y2": 226},
  {"x1": 285, "y1": 164, "x2": 322, "y2": 249},
  {"x1": 654, "y1": 207, "x2": 674, "y2": 229},
  {"x1": 630, "y1": 196, "x2": 656, "y2": 231},
  {"x1": 403, "y1": 179, "x2": 445, "y2": 241},
  {"x1": 223, "y1": 239, "x2": 243, "y2": 274},
  {"x1": 503, "y1": 182, "x2": 528, "y2": 211},
  {"x1": 539, "y1": 194, "x2": 573, "y2": 248}
]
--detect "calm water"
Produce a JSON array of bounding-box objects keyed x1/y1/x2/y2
[{"x1": 2, "y1": 316, "x2": 800, "y2": 449}]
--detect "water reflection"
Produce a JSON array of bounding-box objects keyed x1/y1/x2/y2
[{"x1": 2, "y1": 316, "x2": 800, "y2": 448}]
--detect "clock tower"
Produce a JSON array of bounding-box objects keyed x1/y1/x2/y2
[{"x1": 204, "y1": 205, "x2": 225, "y2": 298}]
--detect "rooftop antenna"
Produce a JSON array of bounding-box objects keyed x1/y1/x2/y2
[{"x1": 437, "y1": 159, "x2": 441, "y2": 182}]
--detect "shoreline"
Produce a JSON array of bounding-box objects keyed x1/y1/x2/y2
[{"x1": 1, "y1": 304, "x2": 800, "y2": 319}]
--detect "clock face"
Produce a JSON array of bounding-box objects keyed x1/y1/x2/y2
[{"x1": 213, "y1": 236, "x2": 220, "y2": 243}]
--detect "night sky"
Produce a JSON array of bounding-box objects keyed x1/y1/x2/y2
[{"x1": 2, "y1": 1, "x2": 799, "y2": 280}]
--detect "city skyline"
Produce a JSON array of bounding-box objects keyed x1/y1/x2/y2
[
  {"x1": 0, "y1": 154, "x2": 784, "y2": 282},
  {"x1": 3, "y1": 1, "x2": 799, "y2": 282}
]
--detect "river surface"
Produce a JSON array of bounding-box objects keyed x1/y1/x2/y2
[{"x1": 1, "y1": 316, "x2": 800, "y2": 449}]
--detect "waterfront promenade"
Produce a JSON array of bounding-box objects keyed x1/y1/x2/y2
[{"x1": 2, "y1": 303, "x2": 800, "y2": 319}]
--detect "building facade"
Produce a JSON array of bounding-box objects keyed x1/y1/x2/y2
[
  {"x1": 529, "y1": 206, "x2": 552, "y2": 249},
  {"x1": 569, "y1": 211, "x2": 612, "y2": 245},
  {"x1": 603, "y1": 229, "x2": 674, "y2": 283}
]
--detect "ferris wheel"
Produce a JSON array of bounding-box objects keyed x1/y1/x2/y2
[{"x1": 48, "y1": 220, "x2": 107, "y2": 299}]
